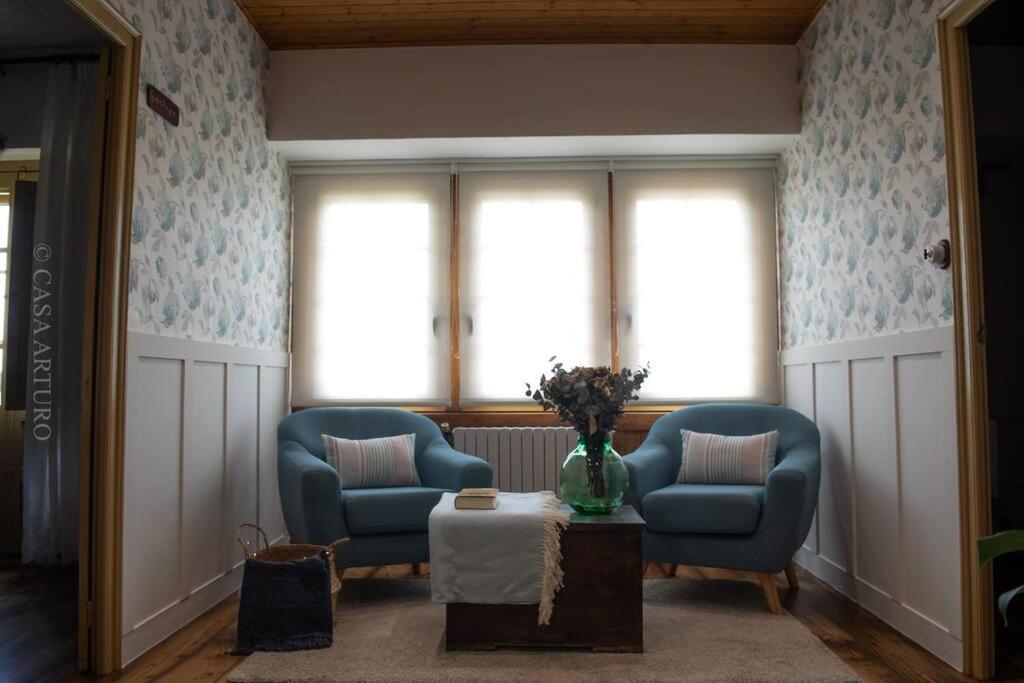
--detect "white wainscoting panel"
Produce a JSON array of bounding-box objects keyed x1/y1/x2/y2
[
  {"x1": 227, "y1": 364, "x2": 260, "y2": 574},
  {"x1": 783, "y1": 363, "x2": 817, "y2": 554},
  {"x1": 184, "y1": 361, "x2": 226, "y2": 596},
  {"x1": 814, "y1": 361, "x2": 852, "y2": 574},
  {"x1": 123, "y1": 358, "x2": 183, "y2": 634},
  {"x1": 782, "y1": 327, "x2": 962, "y2": 670},
  {"x1": 850, "y1": 356, "x2": 899, "y2": 601},
  {"x1": 121, "y1": 333, "x2": 290, "y2": 666},
  {"x1": 259, "y1": 365, "x2": 289, "y2": 545},
  {"x1": 896, "y1": 352, "x2": 962, "y2": 639}
]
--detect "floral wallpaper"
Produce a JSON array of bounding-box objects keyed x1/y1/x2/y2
[
  {"x1": 109, "y1": 0, "x2": 290, "y2": 351},
  {"x1": 778, "y1": 0, "x2": 953, "y2": 349}
]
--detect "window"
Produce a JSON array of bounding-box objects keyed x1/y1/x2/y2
[
  {"x1": 0, "y1": 163, "x2": 39, "y2": 408},
  {"x1": 290, "y1": 172, "x2": 452, "y2": 405},
  {"x1": 291, "y1": 163, "x2": 778, "y2": 408},
  {"x1": 458, "y1": 171, "x2": 609, "y2": 404},
  {"x1": 0, "y1": 193, "x2": 8, "y2": 405},
  {"x1": 613, "y1": 169, "x2": 778, "y2": 403}
]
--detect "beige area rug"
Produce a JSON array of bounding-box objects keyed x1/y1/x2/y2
[{"x1": 229, "y1": 579, "x2": 861, "y2": 682}]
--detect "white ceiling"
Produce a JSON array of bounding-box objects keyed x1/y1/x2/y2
[
  {"x1": 0, "y1": 0, "x2": 108, "y2": 53},
  {"x1": 272, "y1": 134, "x2": 798, "y2": 163}
]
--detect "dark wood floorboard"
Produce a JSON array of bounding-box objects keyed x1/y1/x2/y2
[
  {"x1": 105, "y1": 564, "x2": 992, "y2": 682},
  {"x1": 0, "y1": 558, "x2": 78, "y2": 683},
  {"x1": 6, "y1": 561, "x2": 1016, "y2": 682}
]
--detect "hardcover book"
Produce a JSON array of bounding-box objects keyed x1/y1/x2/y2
[{"x1": 455, "y1": 488, "x2": 499, "y2": 510}]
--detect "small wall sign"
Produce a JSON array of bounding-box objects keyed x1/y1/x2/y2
[{"x1": 146, "y1": 84, "x2": 179, "y2": 127}]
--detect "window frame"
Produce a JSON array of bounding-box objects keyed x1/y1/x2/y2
[
  {"x1": 0, "y1": 161, "x2": 40, "y2": 409},
  {"x1": 290, "y1": 158, "x2": 780, "y2": 412},
  {"x1": 456, "y1": 168, "x2": 612, "y2": 406},
  {"x1": 611, "y1": 167, "x2": 781, "y2": 405},
  {"x1": 290, "y1": 169, "x2": 454, "y2": 407}
]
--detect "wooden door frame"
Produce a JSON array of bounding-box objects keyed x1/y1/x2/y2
[
  {"x1": 62, "y1": 0, "x2": 140, "y2": 674},
  {"x1": 938, "y1": 0, "x2": 996, "y2": 678}
]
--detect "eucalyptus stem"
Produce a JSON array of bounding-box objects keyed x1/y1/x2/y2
[{"x1": 584, "y1": 430, "x2": 609, "y2": 498}]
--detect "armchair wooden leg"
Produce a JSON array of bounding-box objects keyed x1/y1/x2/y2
[
  {"x1": 411, "y1": 562, "x2": 422, "y2": 576},
  {"x1": 757, "y1": 573, "x2": 784, "y2": 615},
  {"x1": 783, "y1": 560, "x2": 800, "y2": 589}
]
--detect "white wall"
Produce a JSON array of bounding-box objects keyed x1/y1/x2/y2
[
  {"x1": 268, "y1": 44, "x2": 799, "y2": 142},
  {"x1": 782, "y1": 327, "x2": 962, "y2": 668},
  {"x1": 121, "y1": 333, "x2": 289, "y2": 665}
]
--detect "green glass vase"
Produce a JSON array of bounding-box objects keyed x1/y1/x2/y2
[{"x1": 560, "y1": 432, "x2": 629, "y2": 515}]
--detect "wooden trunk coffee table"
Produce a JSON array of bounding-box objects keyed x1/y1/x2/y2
[{"x1": 444, "y1": 504, "x2": 645, "y2": 653}]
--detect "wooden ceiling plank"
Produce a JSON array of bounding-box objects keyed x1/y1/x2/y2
[
  {"x1": 270, "y1": 37, "x2": 796, "y2": 49},
  {"x1": 790, "y1": 0, "x2": 827, "y2": 42},
  {"x1": 256, "y1": 19, "x2": 806, "y2": 31},
  {"x1": 236, "y1": 0, "x2": 824, "y2": 48},
  {"x1": 244, "y1": 0, "x2": 820, "y2": 9},
  {"x1": 250, "y1": 7, "x2": 815, "y2": 19},
  {"x1": 258, "y1": 25, "x2": 805, "y2": 38},
  {"x1": 253, "y1": 10, "x2": 812, "y2": 22},
  {"x1": 261, "y1": 27, "x2": 798, "y2": 41}
]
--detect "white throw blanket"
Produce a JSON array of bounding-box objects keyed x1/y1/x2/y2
[{"x1": 428, "y1": 491, "x2": 570, "y2": 625}]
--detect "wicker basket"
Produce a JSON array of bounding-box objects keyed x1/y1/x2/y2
[{"x1": 235, "y1": 523, "x2": 347, "y2": 611}]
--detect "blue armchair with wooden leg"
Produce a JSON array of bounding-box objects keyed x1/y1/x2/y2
[
  {"x1": 277, "y1": 407, "x2": 493, "y2": 571},
  {"x1": 624, "y1": 403, "x2": 821, "y2": 613}
]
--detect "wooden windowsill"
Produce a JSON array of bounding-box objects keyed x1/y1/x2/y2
[
  {"x1": 421, "y1": 411, "x2": 666, "y2": 430},
  {"x1": 291, "y1": 405, "x2": 669, "y2": 430}
]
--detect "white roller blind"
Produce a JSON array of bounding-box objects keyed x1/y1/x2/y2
[
  {"x1": 613, "y1": 168, "x2": 778, "y2": 403},
  {"x1": 291, "y1": 172, "x2": 451, "y2": 405},
  {"x1": 458, "y1": 170, "x2": 610, "y2": 405}
]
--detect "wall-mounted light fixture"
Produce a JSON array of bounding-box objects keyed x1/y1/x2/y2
[{"x1": 924, "y1": 239, "x2": 951, "y2": 270}]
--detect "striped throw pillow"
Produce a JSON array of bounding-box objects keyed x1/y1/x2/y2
[
  {"x1": 321, "y1": 433, "x2": 421, "y2": 490},
  {"x1": 677, "y1": 429, "x2": 779, "y2": 485}
]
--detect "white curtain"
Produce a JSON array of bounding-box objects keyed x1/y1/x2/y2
[
  {"x1": 22, "y1": 61, "x2": 101, "y2": 565},
  {"x1": 458, "y1": 168, "x2": 610, "y2": 405},
  {"x1": 613, "y1": 167, "x2": 779, "y2": 404},
  {"x1": 290, "y1": 170, "x2": 452, "y2": 406}
]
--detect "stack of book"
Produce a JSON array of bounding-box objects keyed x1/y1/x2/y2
[{"x1": 455, "y1": 488, "x2": 499, "y2": 510}]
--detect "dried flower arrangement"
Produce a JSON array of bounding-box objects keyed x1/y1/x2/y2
[{"x1": 526, "y1": 358, "x2": 650, "y2": 497}]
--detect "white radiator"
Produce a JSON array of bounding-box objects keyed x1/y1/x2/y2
[{"x1": 452, "y1": 427, "x2": 576, "y2": 493}]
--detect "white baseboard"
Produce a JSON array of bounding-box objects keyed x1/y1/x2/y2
[
  {"x1": 797, "y1": 526, "x2": 962, "y2": 670},
  {"x1": 121, "y1": 531, "x2": 287, "y2": 667},
  {"x1": 121, "y1": 565, "x2": 242, "y2": 666}
]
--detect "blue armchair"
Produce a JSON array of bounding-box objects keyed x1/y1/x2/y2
[
  {"x1": 277, "y1": 407, "x2": 492, "y2": 569},
  {"x1": 624, "y1": 403, "x2": 820, "y2": 613}
]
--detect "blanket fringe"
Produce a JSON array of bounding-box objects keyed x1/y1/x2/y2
[{"x1": 538, "y1": 492, "x2": 570, "y2": 625}]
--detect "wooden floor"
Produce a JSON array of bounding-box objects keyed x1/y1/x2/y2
[
  {"x1": 2, "y1": 560, "x2": 1012, "y2": 681},
  {"x1": 0, "y1": 557, "x2": 79, "y2": 682},
  {"x1": 43, "y1": 563, "x2": 982, "y2": 683}
]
